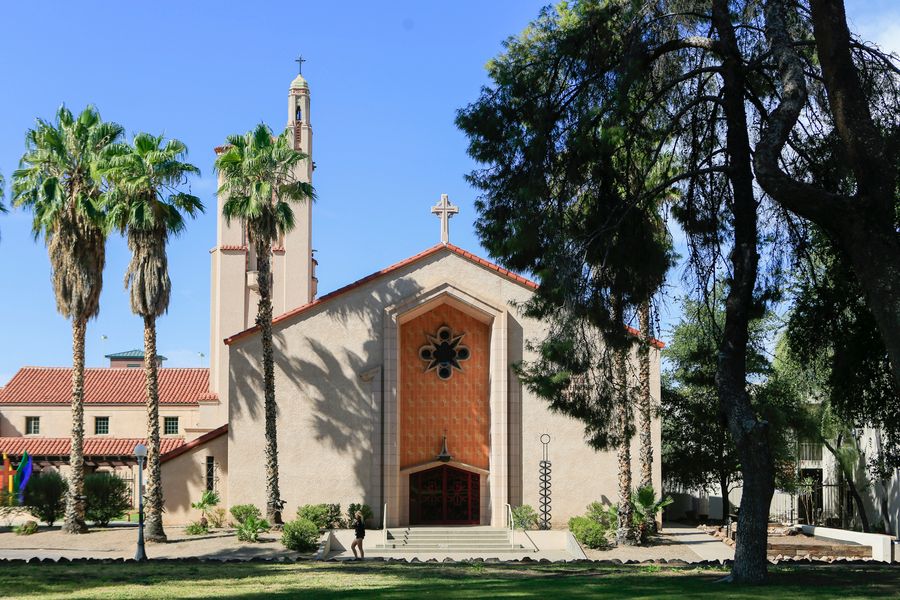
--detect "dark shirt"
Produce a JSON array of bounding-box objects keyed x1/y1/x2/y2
[{"x1": 354, "y1": 519, "x2": 366, "y2": 538}]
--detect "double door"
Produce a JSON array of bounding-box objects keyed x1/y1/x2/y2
[{"x1": 409, "y1": 465, "x2": 480, "y2": 525}]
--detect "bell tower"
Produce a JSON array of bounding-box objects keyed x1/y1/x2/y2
[{"x1": 205, "y1": 68, "x2": 317, "y2": 428}]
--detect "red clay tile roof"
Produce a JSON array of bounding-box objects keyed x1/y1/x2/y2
[
  {"x1": 225, "y1": 243, "x2": 538, "y2": 345},
  {"x1": 0, "y1": 368, "x2": 213, "y2": 406},
  {"x1": 0, "y1": 436, "x2": 185, "y2": 457},
  {"x1": 160, "y1": 424, "x2": 228, "y2": 463}
]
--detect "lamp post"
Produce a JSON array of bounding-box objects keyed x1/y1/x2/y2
[{"x1": 134, "y1": 443, "x2": 147, "y2": 561}]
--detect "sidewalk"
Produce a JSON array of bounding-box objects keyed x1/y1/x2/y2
[{"x1": 661, "y1": 523, "x2": 734, "y2": 562}]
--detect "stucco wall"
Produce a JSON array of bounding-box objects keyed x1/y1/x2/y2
[
  {"x1": 160, "y1": 433, "x2": 228, "y2": 525},
  {"x1": 0, "y1": 404, "x2": 199, "y2": 438},
  {"x1": 226, "y1": 248, "x2": 663, "y2": 526}
]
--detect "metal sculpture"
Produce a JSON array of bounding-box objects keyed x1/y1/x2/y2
[{"x1": 539, "y1": 434, "x2": 552, "y2": 530}]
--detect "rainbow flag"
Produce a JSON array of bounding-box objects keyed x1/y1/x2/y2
[{"x1": 12, "y1": 451, "x2": 32, "y2": 503}]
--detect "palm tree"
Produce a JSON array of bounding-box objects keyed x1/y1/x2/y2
[
  {"x1": 0, "y1": 171, "x2": 6, "y2": 238},
  {"x1": 215, "y1": 124, "x2": 313, "y2": 524},
  {"x1": 12, "y1": 105, "x2": 123, "y2": 533},
  {"x1": 638, "y1": 300, "x2": 653, "y2": 490},
  {"x1": 99, "y1": 133, "x2": 203, "y2": 542},
  {"x1": 612, "y1": 296, "x2": 636, "y2": 546}
]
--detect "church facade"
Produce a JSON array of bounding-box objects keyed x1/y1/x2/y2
[
  {"x1": 0, "y1": 71, "x2": 662, "y2": 529},
  {"x1": 212, "y1": 72, "x2": 663, "y2": 528}
]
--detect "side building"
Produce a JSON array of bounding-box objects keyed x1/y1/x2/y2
[{"x1": 0, "y1": 353, "x2": 226, "y2": 524}]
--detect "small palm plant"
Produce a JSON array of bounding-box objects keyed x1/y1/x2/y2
[
  {"x1": 631, "y1": 485, "x2": 674, "y2": 543},
  {"x1": 99, "y1": 132, "x2": 203, "y2": 542},
  {"x1": 13, "y1": 105, "x2": 124, "y2": 533},
  {"x1": 191, "y1": 490, "x2": 221, "y2": 527},
  {"x1": 215, "y1": 123, "x2": 313, "y2": 524}
]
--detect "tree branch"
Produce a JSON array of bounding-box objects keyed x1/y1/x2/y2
[{"x1": 754, "y1": 1, "x2": 849, "y2": 229}]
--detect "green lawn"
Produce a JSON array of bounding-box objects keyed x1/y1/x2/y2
[{"x1": 1, "y1": 561, "x2": 898, "y2": 599}]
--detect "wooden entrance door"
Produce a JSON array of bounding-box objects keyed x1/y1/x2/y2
[{"x1": 409, "y1": 465, "x2": 480, "y2": 525}]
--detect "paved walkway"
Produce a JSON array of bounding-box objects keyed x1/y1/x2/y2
[{"x1": 661, "y1": 523, "x2": 734, "y2": 562}]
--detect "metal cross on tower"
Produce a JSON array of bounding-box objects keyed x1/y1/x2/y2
[
  {"x1": 295, "y1": 55, "x2": 307, "y2": 74},
  {"x1": 431, "y1": 194, "x2": 459, "y2": 245}
]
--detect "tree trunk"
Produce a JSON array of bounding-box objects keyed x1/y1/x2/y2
[
  {"x1": 832, "y1": 222, "x2": 900, "y2": 388},
  {"x1": 256, "y1": 239, "x2": 282, "y2": 525},
  {"x1": 719, "y1": 473, "x2": 731, "y2": 523},
  {"x1": 613, "y1": 298, "x2": 636, "y2": 546},
  {"x1": 63, "y1": 317, "x2": 88, "y2": 534},
  {"x1": 638, "y1": 300, "x2": 653, "y2": 491},
  {"x1": 143, "y1": 315, "x2": 167, "y2": 542},
  {"x1": 712, "y1": 0, "x2": 775, "y2": 583}
]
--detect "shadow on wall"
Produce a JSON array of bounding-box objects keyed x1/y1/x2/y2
[
  {"x1": 162, "y1": 454, "x2": 214, "y2": 524},
  {"x1": 0, "y1": 413, "x2": 18, "y2": 437},
  {"x1": 508, "y1": 314, "x2": 524, "y2": 507},
  {"x1": 852, "y1": 432, "x2": 900, "y2": 536},
  {"x1": 229, "y1": 273, "x2": 425, "y2": 509}
]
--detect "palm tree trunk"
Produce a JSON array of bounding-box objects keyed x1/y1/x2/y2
[
  {"x1": 638, "y1": 300, "x2": 653, "y2": 491},
  {"x1": 256, "y1": 239, "x2": 282, "y2": 525},
  {"x1": 613, "y1": 298, "x2": 635, "y2": 546},
  {"x1": 63, "y1": 317, "x2": 89, "y2": 534},
  {"x1": 143, "y1": 315, "x2": 167, "y2": 542}
]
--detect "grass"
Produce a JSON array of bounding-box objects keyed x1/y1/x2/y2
[{"x1": 1, "y1": 561, "x2": 899, "y2": 599}]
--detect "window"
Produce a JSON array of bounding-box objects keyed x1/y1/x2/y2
[
  {"x1": 95, "y1": 416, "x2": 109, "y2": 435},
  {"x1": 25, "y1": 416, "x2": 40, "y2": 435},
  {"x1": 206, "y1": 456, "x2": 216, "y2": 492},
  {"x1": 163, "y1": 416, "x2": 179, "y2": 435}
]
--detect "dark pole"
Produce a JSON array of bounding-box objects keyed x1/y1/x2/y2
[{"x1": 135, "y1": 455, "x2": 147, "y2": 561}]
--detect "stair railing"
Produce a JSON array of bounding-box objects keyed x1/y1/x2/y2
[
  {"x1": 506, "y1": 503, "x2": 515, "y2": 547},
  {"x1": 382, "y1": 503, "x2": 388, "y2": 547}
]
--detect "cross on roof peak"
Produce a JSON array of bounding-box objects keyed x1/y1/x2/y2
[
  {"x1": 295, "y1": 55, "x2": 306, "y2": 75},
  {"x1": 431, "y1": 194, "x2": 459, "y2": 245}
]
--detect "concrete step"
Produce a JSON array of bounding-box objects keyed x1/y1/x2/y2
[
  {"x1": 380, "y1": 527, "x2": 524, "y2": 552},
  {"x1": 374, "y1": 546, "x2": 528, "y2": 552},
  {"x1": 389, "y1": 531, "x2": 509, "y2": 540}
]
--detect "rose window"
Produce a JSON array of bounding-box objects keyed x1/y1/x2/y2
[{"x1": 418, "y1": 325, "x2": 470, "y2": 380}]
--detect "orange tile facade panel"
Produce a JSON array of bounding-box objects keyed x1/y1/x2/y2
[{"x1": 400, "y1": 304, "x2": 490, "y2": 470}]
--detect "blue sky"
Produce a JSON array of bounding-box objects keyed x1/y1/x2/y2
[{"x1": 0, "y1": 1, "x2": 895, "y2": 385}]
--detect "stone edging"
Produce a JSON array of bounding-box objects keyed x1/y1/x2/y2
[{"x1": 0, "y1": 556, "x2": 888, "y2": 566}]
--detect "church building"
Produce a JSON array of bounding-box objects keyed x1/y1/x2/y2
[{"x1": 0, "y1": 71, "x2": 662, "y2": 528}]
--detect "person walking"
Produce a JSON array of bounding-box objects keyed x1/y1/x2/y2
[{"x1": 351, "y1": 511, "x2": 366, "y2": 560}]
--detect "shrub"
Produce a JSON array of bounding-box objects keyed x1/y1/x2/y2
[
  {"x1": 14, "y1": 520, "x2": 38, "y2": 535},
  {"x1": 586, "y1": 501, "x2": 617, "y2": 528},
  {"x1": 208, "y1": 507, "x2": 227, "y2": 529},
  {"x1": 185, "y1": 521, "x2": 209, "y2": 536},
  {"x1": 236, "y1": 514, "x2": 270, "y2": 542},
  {"x1": 281, "y1": 517, "x2": 320, "y2": 552},
  {"x1": 84, "y1": 472, "x2": 131, "y2": 527},
  {"x1": 297, "y1": 503, "x2": 342, "y2": 529},
  {"x1": 347, "y1": 503, "x2": 373, "y2": 525},
  {"x1": 230, "y1": 504, "x2": 261, "y2": 526},
  {"x1": 22, "y1": 471, "x2": 68, "y2": 526},
  {"x1": 511, "y1": 505, "x2": 539, "y2": 530},
  {"x1": 569, "y1": 516, "x2": 611, "y2": 550},
  {"x1": 191, "y1": 490, "x2": 221, "y2": 526}
]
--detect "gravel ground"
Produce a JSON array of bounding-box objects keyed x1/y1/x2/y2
[
  {"x1": 0, "y1": 525, "x2": 314, "y2": 561},
  {"x1": 582, "y1": 532, "x2": 704, "y2": 562}
]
